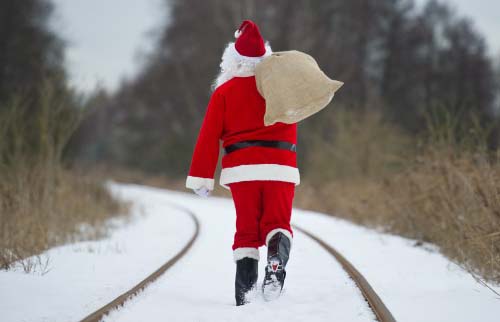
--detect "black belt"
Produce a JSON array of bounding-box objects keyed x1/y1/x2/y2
[{"x1": 224, "y1": 140, "x2": 296, "y2": 154}]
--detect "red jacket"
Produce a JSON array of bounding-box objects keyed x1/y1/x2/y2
[{"x1": 186, "y1": 76, "x2": 300, "y2": 190}]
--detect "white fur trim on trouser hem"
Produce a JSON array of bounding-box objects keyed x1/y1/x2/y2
[
  {"x1": 219, "y1": 164, "x2": 300, "y2": 189},
  {"x1": 265, "y1": 228, "x2": 293, "y2": 246},
  {"x1": 186, "y1": 176, "x2": 214, "y2": 190},
  {"x1": 233, "y1": 247, "x2": 260, "y2": 262}
]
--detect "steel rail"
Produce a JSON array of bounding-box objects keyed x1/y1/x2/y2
[
  {"x1": 79, "y1": 203, "x2": 200, "y2": 322},
  {"x1": 293, "y1": 224, "x2": 397, "y2": 322}
]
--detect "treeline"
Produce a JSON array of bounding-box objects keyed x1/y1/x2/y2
[
  {"x1": 0, "y1": 0, "x2": 67, "y2": 104},
  {"x1": 72, "y1": 0, "x2": 499, "y2": 177},
  {"x1": 0, "y1": 0, "x2": 123, "y2": 271},
  {"x1": 0, "y1": 0, "x2": 77, "y2": 165},
  {"x1": 2, "y1": 0, "x2": 498, "y2": 282},
  {"x1": 68, "y1": 0, "x2": 500, "y2": 283}
]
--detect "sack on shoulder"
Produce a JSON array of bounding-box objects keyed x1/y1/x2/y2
[{"x1": 255, "y1": 50, "x2": 343, "y2": 126}]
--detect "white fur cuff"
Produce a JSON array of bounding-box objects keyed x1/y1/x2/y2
[
  {"x1": 233, "y1": 247, "x2": 260, "y2": 262},
  {"x1": 186, "y1": 176, "x2": 214, "y2": 190},
  {"x1": 265, "y1": 228, "x2": 293, "y2": 246}
]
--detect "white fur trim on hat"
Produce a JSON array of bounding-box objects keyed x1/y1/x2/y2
[
  {"x1": 233, "y1": 247, "x2": 260, "y2": 262},
  {"x1": 213, "y1": 42, "x2": 272, "y2": 90},
  {"x1": 265, "y1": 228, "x2": 293, "y2": 246},
  {"x1": 186, "y1": 176, "x2": 214, "y2": 190},
  {"x1": 234, "y1": 29, "x2": 242, "y2": 38},
  {"x1": 219, "y1": 164, "x2": 300, "y2": 189}
]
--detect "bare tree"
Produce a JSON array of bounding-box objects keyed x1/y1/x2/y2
[{"x1": 74, "y1": 0, "x2": 497, "y2": 176}]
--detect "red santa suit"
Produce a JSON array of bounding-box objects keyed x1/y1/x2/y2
[{"x1": 186, "y1": 20, "x2": 299, "y2": 262}]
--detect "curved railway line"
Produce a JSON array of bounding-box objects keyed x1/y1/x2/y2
[
  {"x1": 79, "y1": 201, "x2": 396, "y2": 322},
  {"x1": 79, "y1": 203, "x2": 200, "y2": 322}
]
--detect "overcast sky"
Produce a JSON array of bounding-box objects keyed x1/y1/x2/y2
[
  {"x1": 415, "y1": 0, "x2": 500, "y2": 54},
  {"x1": 52, "y1": 0, "x2": 500, "y2": 94},
  {"x1": 51, "y1": 0, "x2": 165, "y2": 93}
]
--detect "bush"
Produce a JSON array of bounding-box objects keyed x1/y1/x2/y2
[
  {"x1": 0, "y1": 83, "x2": 126, "y2": 272},
  {"x1": 294, "y1": 107, "x2": 500, "y2": 284}
]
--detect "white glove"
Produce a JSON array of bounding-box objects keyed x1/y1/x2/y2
[{"x1": 193, "y1": 186, "x2": 211, "y2": 197}]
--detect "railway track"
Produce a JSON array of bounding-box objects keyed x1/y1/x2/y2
[
  {"x1": 79, "y1": 200, "x2": 395, "y2": 322},
  {"x1": 79, "y1": 203, "x2": 200, "y2": 322},
  {"x1": 292, "y1": 224, "x2": 397, "y2": 322}
]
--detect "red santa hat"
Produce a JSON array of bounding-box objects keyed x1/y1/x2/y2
[
  {"x1": 213, "y1": 20, "x2": 272, "y2": 89},
  {"x1": 234, "y1": 20, "x2": 267, "y2": 57}
]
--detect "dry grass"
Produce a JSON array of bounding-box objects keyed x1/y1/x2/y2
[
  {"x1": 97, "y1": 107, "x2": 500, "y2": 285},
  {"x1": 0, "y1": 166, "x2": 126, "y2": 272},
  {"x1": 294, "y1": 108, "x2": 500, "y2": 284},
  {"x1": 302, "y1": 108, "x2": 413, "y2": 183},
  {"x1": 0, "y1": 84, "x2": 128, "y2": 272},
  {"x1": 296, "y1": 149, "x2": 500, "y2": 284}
]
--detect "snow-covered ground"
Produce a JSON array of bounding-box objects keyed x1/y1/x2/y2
[{"x1": 1, "y1": 183, "x2": 499, "y2": 322}]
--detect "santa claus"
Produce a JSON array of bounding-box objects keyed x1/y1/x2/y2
[{"x1": 186, "y1": 20, "x2": 298, "y2": 305}]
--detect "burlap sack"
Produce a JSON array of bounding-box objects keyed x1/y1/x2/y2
[{"x1": 255, "y1": 50, "x2": 343, "y2": 126}]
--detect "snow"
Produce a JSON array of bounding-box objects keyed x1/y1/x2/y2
[
  {"x1": 102, "y1": 186, "x2": 374, "y2": 322},
  {"x1": 292, "y1": 209, "x2": 500, "y2": 322},
  {"x1": 1, "y1": 183, "x2": 499, "y2": 322},
  {"x1": 0, "y1": 185, "x2": 195, "y2": 322}
]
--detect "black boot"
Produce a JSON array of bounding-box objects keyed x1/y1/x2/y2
[
  {"x1": 235, "y1": 257, "x2": 258, "y2": 306},
  {"x1": 262, "y1": 232, "x2": 291, "y2": 301}
]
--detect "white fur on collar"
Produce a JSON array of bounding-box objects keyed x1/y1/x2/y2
[{"x1": 212, "y1": 42, "x2": 272, "y2": 90}]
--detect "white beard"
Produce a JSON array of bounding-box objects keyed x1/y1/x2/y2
[{"x1": 212, "y1": 42, "x2": 272, "y2": 90}]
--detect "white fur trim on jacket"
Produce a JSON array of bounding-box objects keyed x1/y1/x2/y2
[
  {"x1": 233, "y1": 247, "x2": 260, "y2": 262},
  {"x1": 186, "y1": 176, "x2": 215, "y2": 190},
  {"x1": 219, "y1": 164, "x2": 300, "y2": 189},
  {"x1": 213, "y1": 42, "x2": 272, "y2": 90},
  {"x1": 265, "y1": 228, "x2": 293, "y2": 246}
]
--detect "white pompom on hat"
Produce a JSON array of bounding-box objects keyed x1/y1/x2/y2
[{"x1": 233, "y1": 20, "x2": 266, "y2": 57}]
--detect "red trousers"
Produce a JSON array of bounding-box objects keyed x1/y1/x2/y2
[{"x1": 229, "y1": 180, "x2": 295, "y2": 251}]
